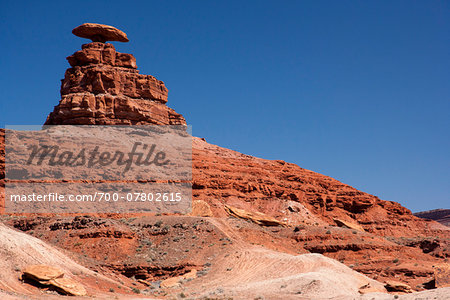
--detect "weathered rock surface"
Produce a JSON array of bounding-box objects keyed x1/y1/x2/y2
[
  {"x1": 21, "y1": 265, "x2": 87, "y2": 296},
  {"x1": 160, "y1": 269, "x2": 197, "y2": 288},
  {"x1": 434, "y1": 264, "x2": 450, "y2": 288},
  {"x1": 190, "y1": 137, "x2": 450, "y2": 289},
  {"x1": 384, "y1": 280, "x2": 413, "y2": 293},
  {"x1": 45, "y1": 42, "x2": 185, "y2": 125},
  {"x1": 334, "y1": 218, "x2": 365, "y2": 232},
  {"x1": 225, "y1": 204, "x2": 287, "y2": 227},
  {"x1": 72, "y1": 23, "x2": 129, "y2": 43},
  {"x1": 190, "y1": 200, "x2": 213, "y2": 217},
  {"x1": 49, "y1": 277, "x2": 87, "y2": 296}
]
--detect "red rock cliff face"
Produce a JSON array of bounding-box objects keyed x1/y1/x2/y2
[{"x1": 45, "y1": 42, "x2": 185, "y2": 125}]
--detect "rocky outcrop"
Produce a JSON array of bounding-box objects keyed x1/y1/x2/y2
[
  {"x1": 434, "y1": 264, "x2": 450, "y2": 288},
  {"x1": 190, "y1": 200, "x2": 214, "y2": 217},
  {"x1": 21, "y1": 265, "x2": 64, "y2": 282},
  {"x1": 72, "y1": 23, "x2": 129, "y2": 43},
  {"x1": 21, "y1": 265, "x2": 87, "y2": 296},
  {"x1": 45, "y1": 42, "x2": 185, "y2": 125},
  {"x1": 384, "y1": 280, "x2": 413, "y2": 293},
  {"x1": 225, "y1": 205, "x2": 287, "y2": 227}
]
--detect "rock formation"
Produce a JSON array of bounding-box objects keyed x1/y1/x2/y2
[
  {"x1": 72, "y1": 23, "x2": 129, "y2": 43},
  {"x1": 21, "y1": 265, "x2": 87, "y2": 296},
  {"x1": 45, "y1": 25, "x2": 185, "y2": 125}
]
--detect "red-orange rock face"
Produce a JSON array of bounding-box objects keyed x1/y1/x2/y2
[
  {"x1": 45, "y1": 42, "x2": 185, "y2": 125},
  {"x1": 191, "y1": 138, "x2": 448, "y2": 239}
]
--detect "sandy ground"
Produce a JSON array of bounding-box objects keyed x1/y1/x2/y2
[{"x1": 0, "y1": 223, "x2": 124, "y2": 297}]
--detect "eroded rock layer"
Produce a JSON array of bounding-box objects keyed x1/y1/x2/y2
[{"x1": 45, "y1": 42, "x2": 185, "y2": 125}]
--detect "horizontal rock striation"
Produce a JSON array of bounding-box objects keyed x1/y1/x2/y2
[{"x1": 45, "y1": 42, "x2": 185, "y2": 125}]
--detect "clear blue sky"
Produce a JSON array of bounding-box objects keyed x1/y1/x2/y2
[{"x1": 1, "y1": 1, "x2": 448, "y2": 212}]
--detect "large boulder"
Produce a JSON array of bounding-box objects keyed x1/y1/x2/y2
[
  {"x1": 50, "y1": 277, "x2": 87, "y2": 296},
  {"x1": 21, "y1": 265, "x2": 64, "y2": 283}
]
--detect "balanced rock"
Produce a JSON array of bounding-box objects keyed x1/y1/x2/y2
[
  {"x1": 72, "y1": 23, "x2": 129, "y2": 43},
  {"x1": 45, "y1": 42, "x2": 185, "y2": 125},
  {"x1": 49, "y1": 277, "x2": 87, "y2": 296}
]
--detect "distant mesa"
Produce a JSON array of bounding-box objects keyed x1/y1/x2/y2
[
  {"x1": 414, "y1": 209, "x2": 450, "y2": 227},
  {"x1": 72, "y1": 23, "x2": 129, "y2": 43}
]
